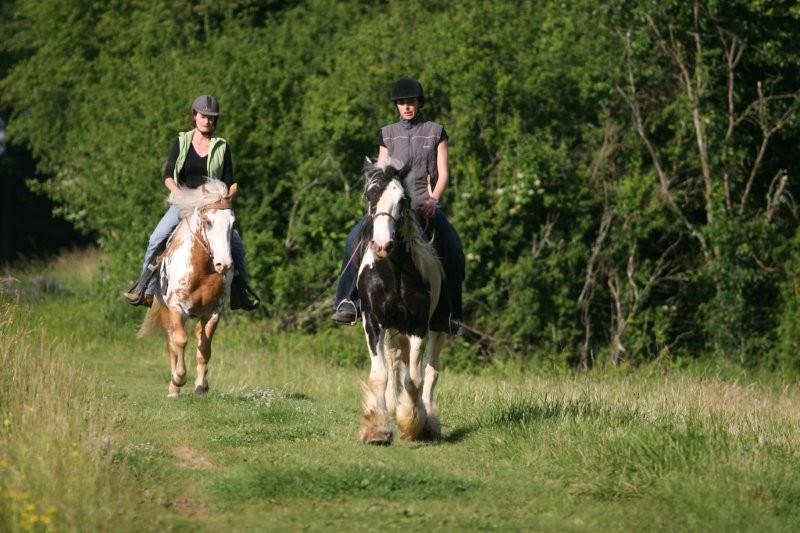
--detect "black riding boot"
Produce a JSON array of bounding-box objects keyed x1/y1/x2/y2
[
  {"x1": 123, "y1": 263, "x2": 157, "y2": 307},
  {"x1": 230, "y1": 272, "x2": 260, "y2": 311}
]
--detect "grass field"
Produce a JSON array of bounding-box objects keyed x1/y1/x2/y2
[{"x1": 2, "y1": 250, "x2": 799, "y2": 531}]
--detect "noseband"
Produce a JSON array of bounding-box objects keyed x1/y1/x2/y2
[{"x1": 371, "y1": 211, "x2": 398, "y2": 224}]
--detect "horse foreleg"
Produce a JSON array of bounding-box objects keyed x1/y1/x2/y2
[
  {"x1": 194, "y1": 315, "x2": 219, "y2": 395},
  {"x1": 383, "y1": 332, "x2": 404, "y2": 421},
  {"x1": 360, "y1": 315, "x2": 391, "y2": 444},
  {"x1": 421, "y1": 331, "x2": 446, "y2": 439},
  {"x1": 396, "y1": 334, "x2": 426, "y2": 441},
  {"x1": 167, "y1": 309, "x2": 188, "y2": 397}
]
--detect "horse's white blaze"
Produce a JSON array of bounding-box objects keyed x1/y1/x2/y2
[
  {"x1": 372, "y1": 182, "x2": 404, "y2": 248},
  {"x1": 205, "y1": 210, "x2": 235, "y2": 273}
]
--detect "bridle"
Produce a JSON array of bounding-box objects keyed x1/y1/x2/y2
[
  {"x1": 371, "y1": 210, "x2": 398, "y2": 224},
  {"x1": 190, "y1": 200, "x2": 234, "y2": 260}
]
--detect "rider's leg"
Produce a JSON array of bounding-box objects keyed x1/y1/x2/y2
[
  {"x1": 124, "y1": 206, "x2": 181, "y2": 305},
  {"x1": 430, "y1": 209, "x2": 465, "y2": 325},
  {"x1": 230, "y1": 230, "x2": 260, "y2": 311},
  {"x1": 231, "y1": 230, "x2": 248, "y2": 284},
  {"x1": 332, "y1": 216, "x2": 368, "y2": 323},
  {"x1": 143, "y1": 206, "x2": 182, "y2": 296}
]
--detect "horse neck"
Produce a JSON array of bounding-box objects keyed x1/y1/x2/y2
[{"x1": 176, "y1": 213, "x2": 213, "y2": 273}]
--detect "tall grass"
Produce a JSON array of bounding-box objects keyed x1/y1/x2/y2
[{"x1": 0, "y1": 300, "x2": 163, "y2": 531}]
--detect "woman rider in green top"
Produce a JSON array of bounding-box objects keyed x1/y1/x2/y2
[{"x1": 124, "y1": 95, "x2": 259, "y2": 311}]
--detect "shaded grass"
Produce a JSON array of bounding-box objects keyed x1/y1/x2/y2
[{"x1": 215, "y1": 463, "x2": 473, "y2": 501}]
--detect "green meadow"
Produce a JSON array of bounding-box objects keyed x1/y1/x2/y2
[{"x1": 1, "y1": 251, "x2": 799, "y2": 532}]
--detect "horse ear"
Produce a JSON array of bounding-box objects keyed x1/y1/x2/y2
[{"x1": 227, "y1": 183, "x2": 238, "y2": 200}]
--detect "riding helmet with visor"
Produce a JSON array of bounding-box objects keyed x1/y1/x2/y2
[
  {"x1": 390, "y1": 78, "x2": 424, "y2": 107},
  {"x1": 191, "y1": 94, "x2": 220, "y2": 116}
]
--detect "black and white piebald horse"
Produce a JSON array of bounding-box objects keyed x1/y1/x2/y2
[{"x1": 356, "y1": 158, "x2": 447, "y2": 444}]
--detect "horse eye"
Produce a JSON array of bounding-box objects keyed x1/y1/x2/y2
[{"x1": 203, "y1": 218, "x2": 212, "y2": 229}]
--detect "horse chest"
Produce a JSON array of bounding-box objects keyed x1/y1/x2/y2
[
  {"x1": 162, "y1": 239, "x2": 226, "y2": 314},
  {"x1": 359, "y1": 259, "x2": 429, "y2": 334}
]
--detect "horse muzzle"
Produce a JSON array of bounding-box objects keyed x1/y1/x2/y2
[
  {"x1": 213, "y1": 258, "x2": 233, "y2": 274},
  {"x1": 370, "y1": 240, "x2": 394, "y2": 259}
]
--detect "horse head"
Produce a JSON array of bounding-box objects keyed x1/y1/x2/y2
[
  {"x1": 362, "y1": 157, "x2": 409, "y2": 259},
  {"x1": 172, "y1": 180, "x2": 238, "y2": 275},
  {"x1": 199, "y1": 182, "x2": 238, "y2": 274}
]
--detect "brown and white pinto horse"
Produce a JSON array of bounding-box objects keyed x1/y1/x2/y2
[
  {"x1": 138, "y1": 179, "x2": 238, "y2": 397},
  {"x1": 357, "y1": 158, "x2": 446, "y2": 444}
]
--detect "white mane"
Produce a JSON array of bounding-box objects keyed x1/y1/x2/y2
[{"x1": 169, "y1": 179, "x2": 230, "y2": 217}]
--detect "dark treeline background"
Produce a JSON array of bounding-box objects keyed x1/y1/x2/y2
[{"x1": 2, "y1": 0, "x2": 799, "y2": 369}]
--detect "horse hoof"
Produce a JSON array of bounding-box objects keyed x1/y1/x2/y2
[
  {"x1": 194, "y1": 385, "x2": 209, "y2": 395},
  {"x1": 360, "y1": 428, "x2": 393, "y2": 445},
  {"x1": 422, "y1": 417, "x2": 442, "y2": 440}
]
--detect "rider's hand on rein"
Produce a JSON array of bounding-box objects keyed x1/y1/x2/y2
[{"x1": 420, "y1": 196, "x2": 438, "y2": 219}]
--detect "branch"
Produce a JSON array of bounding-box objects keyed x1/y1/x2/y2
[
  {"x1": 578, "y1": 207, "x2": 613, "y2": 371},
  {"x1": 766, "y1": 170, "x2": 789, "y2": 223},
  {"x1": 718, "y1": 25, "x2": 746, "y2": 141},
  {"x1": 618, "y1": 30, "x2": 709, "y2": 257},
  {"x1": 647, "y1": 9, "x2": 712, "y2": 218},
  {"x1": 531, "y1": 214, "x2": 557, "y2": 260},
  {"x1": 739, "y1": 84, "x2": 799, "y2": 214},
  {"x1": 576, "y1": 122, "x2": 618, "y2": 370},
  {"x1": 717, "y1": 23, "x2": 746, "y2": 213}
]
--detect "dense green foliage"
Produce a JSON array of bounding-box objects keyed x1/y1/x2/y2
[{"x1": 2, "y1": 0, "x2": 800, "y2": 367}]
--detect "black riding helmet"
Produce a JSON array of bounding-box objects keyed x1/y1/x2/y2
[
  {"x1": 192, "y1": 94, "x2": 220, "y2": 116},
  {"x1": 390, "y1": 78, "x2": 424, "y2": 107}
]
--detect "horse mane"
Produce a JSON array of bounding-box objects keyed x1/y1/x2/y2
[{"x1": 169, "y1": 179, "x2": 230, "y2": 217}]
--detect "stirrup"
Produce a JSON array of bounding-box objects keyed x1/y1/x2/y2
[
  {"x1": 448, "y1": 314, "x2": 465, "y2": 337},
  {"x1": 332, "y1": 299, "x2": 359, "y2": 325}
]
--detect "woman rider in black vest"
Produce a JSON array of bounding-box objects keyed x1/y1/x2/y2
[{"x1": 332, "y1": 78, "x2": 464, "y2": 333}]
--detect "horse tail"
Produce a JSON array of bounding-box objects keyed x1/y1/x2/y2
[{"x1": 137, "y1": 299, "x2": 164, "y2": 338}]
